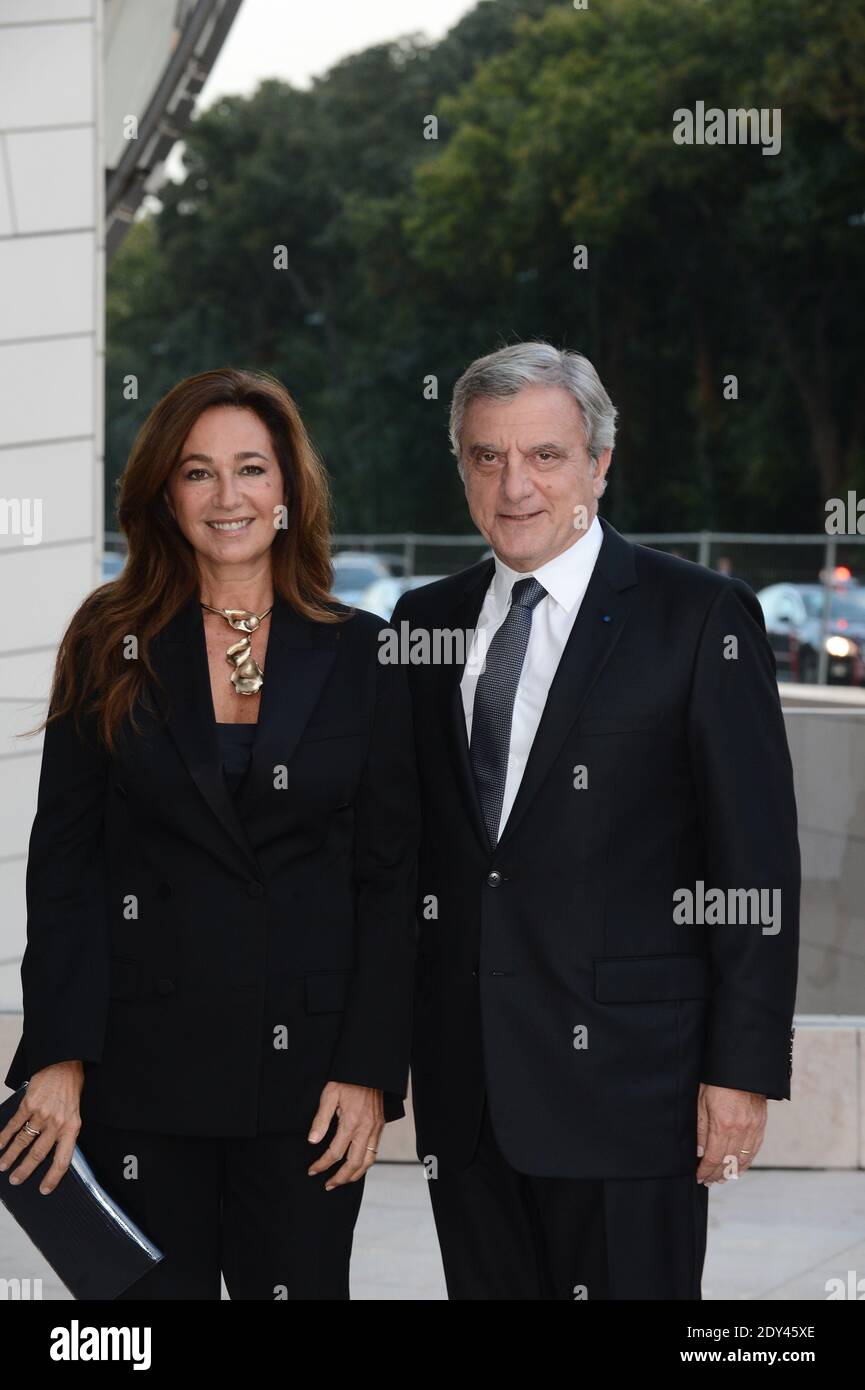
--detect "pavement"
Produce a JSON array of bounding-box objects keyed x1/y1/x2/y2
[{"x1": 2, "y1": 1165, "x2": 864, "y2": 1300}]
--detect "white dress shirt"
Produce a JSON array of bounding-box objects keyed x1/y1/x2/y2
[{"x1": 461, "y1": 513, "x2": 604, "y2": 841}]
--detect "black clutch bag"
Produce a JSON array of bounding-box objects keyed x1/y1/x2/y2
[{"x1": 0, "y1": 1085, "x2": 164, "y2": 1300}]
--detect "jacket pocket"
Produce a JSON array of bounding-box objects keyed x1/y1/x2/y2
[
  {"x1": 593, "y1": 953, "x2": 709, "y2": 1003},
  {"x1": 304, "y1": 970, "x2": 353, "y2": 1013}
]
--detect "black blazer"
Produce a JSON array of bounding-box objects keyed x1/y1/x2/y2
[
  {"x1": 5, "y1": 592, "x2": 420, "y2": 1136},
  {"x1": 394, "y1": 518, "x2": 800, "y2": 1181}
]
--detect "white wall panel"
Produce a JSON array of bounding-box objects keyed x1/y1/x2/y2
[
  {"x1": 0, "y1": 2, "x2": 93, "y2": 20},
  {"x1": 0, "y1": 138, "x2": 12, "y2": 236},
  {"x1": 0, "y1": 438, "x2": 94, "y2": 550},
  {"x1": 0, "y1": 23, "x2": 94, "y2": 129},
  {"x1": 6, "y1": 128, "x2": 95, "y2": 232},
  {"x1": 0, "y1": 860, "x2": 27, "y2": 1014},
  {"x1": 0, "y1": 541, "x2": 97, "y2": 650},
  {"x1": 0, "y1": 231, "x2": 94, "y2": 340},
  {"x1": 0, "y1": 338, "x2": 94, "y2": 446}
]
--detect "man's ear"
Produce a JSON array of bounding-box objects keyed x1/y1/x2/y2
[{"x1": 591, "y1": 447, "x2": 613, "y2": 496}]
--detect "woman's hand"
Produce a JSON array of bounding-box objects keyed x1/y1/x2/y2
[
  {"x1": 307, "y1": 1081, "x2": 384, "y2": 1190},
  {"x1": 0, "y1": 1061, "x2": 84, "y2": 1193}
]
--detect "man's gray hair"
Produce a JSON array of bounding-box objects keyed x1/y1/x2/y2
[{"x1": 449, "y1": 341, "x2": 618, "y2": 473}]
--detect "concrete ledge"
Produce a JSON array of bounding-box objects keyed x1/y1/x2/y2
[
  {"x1": 759, "y1": 1017, "x2": 863, "y2": 1168},
  {"x1": 779, "y1": 681, "x2": 865, "y2": 711}
]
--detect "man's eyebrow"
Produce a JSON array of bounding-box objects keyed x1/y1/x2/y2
[
  {"x1": 177, "y1": 450, "x2": 270, "y2": 466},
  {"x1": 466, "y1": 440, "x2": 567, "y2": 456}
]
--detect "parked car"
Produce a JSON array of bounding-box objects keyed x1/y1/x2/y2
[
  {"x1": 330, "y1": 551, "x2": 391, "y2": 605},
  {"x1": 102, "y1": 549, "x2": 126, "y2": 581},
  {"x1": 757, "y1": 583, "x2": 865, "y2": 685},
  {"x1": 361, "y1": 574, "x2": 447, "y2": 620}
]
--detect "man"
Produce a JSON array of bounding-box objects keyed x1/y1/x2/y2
[{"x1": 393, "y1": 341, "x2": 799, "y2": 1300}]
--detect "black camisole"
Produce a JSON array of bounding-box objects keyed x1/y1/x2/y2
[{"x1": 215, "y1": 721, "x2": 257, "y2": 797}]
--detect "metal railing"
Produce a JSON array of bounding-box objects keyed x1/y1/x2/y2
[{"x1": 103, "y1": 529, "x2": 865, "y2": 688}]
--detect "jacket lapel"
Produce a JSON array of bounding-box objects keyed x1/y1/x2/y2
[
  {"x1": 444, "y1": 523, "x2": 639, "y2": 855},
  {"x1": 495, "y1": 517, "x2": 638, "y2": 850},
  {"x1": 149, "y1": 593, "x2": 261, "y2": 876},
  {"x1": 234, "y1": 594, "x2": 338, "y2": 816},
  {"x1": 148, "y1": 591, "x2": 339, "y2": 874}
]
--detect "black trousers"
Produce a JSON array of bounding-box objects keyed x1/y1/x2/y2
[
  {"x1": 77, "y1": 1114, "x2": 365, "y2": 1300},
  {"x1": 427, "y1": 1097, "x2": 709, "y2": 1300}
]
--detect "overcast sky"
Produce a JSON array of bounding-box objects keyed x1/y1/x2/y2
[
  {"x1": 156, "y1": 0, "x2": 477, "y2": 185},
  {"x1": 200, "y1": 0, "x2": 479, "y2": 101}
]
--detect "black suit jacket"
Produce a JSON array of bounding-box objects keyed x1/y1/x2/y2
[
  {"x1": 5, "y1": 593, "x2": 420, "y2": 1136},
  {"x1": 394, "y1": 518, "x2": 800, "y2": 1180}
]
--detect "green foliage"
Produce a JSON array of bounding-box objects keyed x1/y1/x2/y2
[{"x1": 106, "y1": 0, "x2": 864, "y2": 535}]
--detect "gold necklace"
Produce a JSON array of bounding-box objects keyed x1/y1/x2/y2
[{"x1": 200, "y1": 603, "x2": 273, "y2": 695}]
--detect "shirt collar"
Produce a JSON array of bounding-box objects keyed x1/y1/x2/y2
[{"x1": 490, "y1": 513, "x2": 604, "y2": 614}]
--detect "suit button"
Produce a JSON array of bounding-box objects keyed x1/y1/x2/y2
[
  {"x1": 486, "y1": 870, "x2": 502, "y2": 887},
  {"x1": 158, "y1": 882, "x2": 172, "y2": 900},
  {"x1": 247, "y1": 880, "x2": 265, "y2": 899},
  {"x1": 155, "y1": 978, "x2": 174, "y2": 996}
]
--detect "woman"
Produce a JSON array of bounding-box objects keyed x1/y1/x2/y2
[{"x1": 0, "y1": 368, "x2": 419, "y2": 1299}]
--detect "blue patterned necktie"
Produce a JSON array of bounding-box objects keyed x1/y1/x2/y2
[{"x1": 470, "y1": 576, "x2": 547, "y2": 847}]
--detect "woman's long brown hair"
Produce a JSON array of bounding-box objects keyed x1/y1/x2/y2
[{"x1": 27, "y1": 368, "x2": 342, "y2": 753}]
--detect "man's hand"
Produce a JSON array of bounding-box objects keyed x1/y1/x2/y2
[
  {"x1": 696, "y1": 1082, "x2": 767, "y2": 1185},
  {"x1": 307, "y1": 1081, "x2": 384, "y2": 1190},
  {"x1": 0, "y1": 1061, "x2": 84, "y2": 1193}
]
